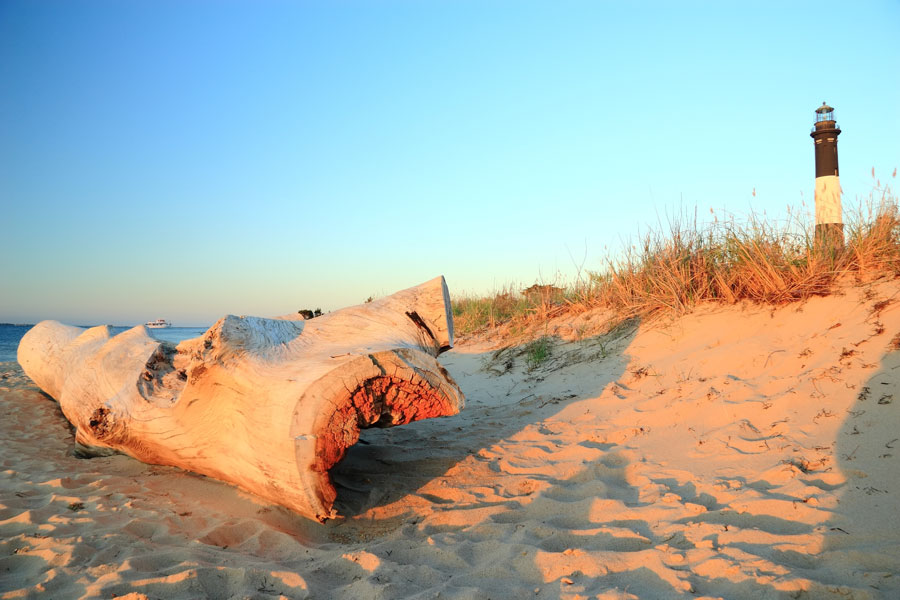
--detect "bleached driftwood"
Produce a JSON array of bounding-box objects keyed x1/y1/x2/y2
[{"x1": 18, "y1": 276, "x2": 464, "y2": 521}]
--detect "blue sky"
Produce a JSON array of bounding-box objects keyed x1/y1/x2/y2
[{"x1": 1, "y1": 1, "x2": 898, "y2": 326}]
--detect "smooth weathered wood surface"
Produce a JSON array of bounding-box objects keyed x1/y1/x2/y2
[{"x1": 18, "y1": 276, "x2": 464, "y2": 521}]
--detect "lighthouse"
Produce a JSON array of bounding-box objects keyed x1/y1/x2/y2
[{"x1": 810, "y1": 102, "x2": 842, "y2": 247}]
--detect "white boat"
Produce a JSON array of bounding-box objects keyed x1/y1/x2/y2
[{"x1": 146, "y1": 319, "x2": 172, "y2": 329}]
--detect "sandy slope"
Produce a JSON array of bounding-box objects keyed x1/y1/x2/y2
[{"x1": 2, "y1": 280, "x2": 899, "y2": 599}]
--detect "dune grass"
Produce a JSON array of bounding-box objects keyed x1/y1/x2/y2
[
  {"x1": 451, "y1": 284, "x2": 573, "y2": 335},
  {"x1": 452, "y1": 192, "x2": 900, "y2": 338}
]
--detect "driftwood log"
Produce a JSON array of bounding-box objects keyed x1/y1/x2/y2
[{"x1": 17, "y1": 276, "x2": 464, "y2": 521}]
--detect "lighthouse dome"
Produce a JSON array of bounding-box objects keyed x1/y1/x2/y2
[{"x1": 815, "y1": 102, "x2": 835, "y2": 122}]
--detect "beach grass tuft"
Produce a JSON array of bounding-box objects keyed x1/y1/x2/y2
[
  {"x1": 453, "y1": 190, "x2": 899, "y2": 337},
  {"x1": 524, "y1": 336, "x2": 553, "y2": 370}
]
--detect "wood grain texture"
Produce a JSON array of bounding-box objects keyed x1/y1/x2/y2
[{"x1": 18, "y1": 276, "x2": 464, "y2": 521}]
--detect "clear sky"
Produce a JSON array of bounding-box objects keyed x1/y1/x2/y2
[{"x1": 1, "y1": 1, "x2": 898, "y2": 326}]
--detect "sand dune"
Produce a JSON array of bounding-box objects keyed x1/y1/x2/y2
[{"x1": 2, "y1": 280, "x2": 899, "y2": 599}]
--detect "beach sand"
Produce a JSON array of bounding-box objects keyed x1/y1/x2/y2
[{"x1": 2, "y1": 280, "x2": 899, "y2": 599}]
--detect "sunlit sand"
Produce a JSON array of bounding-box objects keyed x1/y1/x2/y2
[{"x1": 2, "y1": 279, "x2": 899, "y2": 598}]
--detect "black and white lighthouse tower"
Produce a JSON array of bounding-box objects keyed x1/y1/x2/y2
[{"x1": 810, "y1": 102, "x2": 842, "y2": 246}]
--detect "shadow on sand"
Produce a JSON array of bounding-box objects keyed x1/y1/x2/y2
[
  {"x1": 329, "y1": 323, "x2": 637, "y2": 520},
  {"x1": 824, "y1": 347, "x2": 900, "y2": 596}
]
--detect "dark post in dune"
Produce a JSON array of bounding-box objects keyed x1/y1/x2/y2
[{"x1": 810, "y1": 102, "x2": 843, "y2": 250}]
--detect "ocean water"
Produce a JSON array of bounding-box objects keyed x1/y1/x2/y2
[{"x1": 0, "y1": 323, "x2": 210, "y2": 363}]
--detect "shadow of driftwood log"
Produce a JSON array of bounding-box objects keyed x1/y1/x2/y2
[{"x1": 328, "y1": 322, "x2": 639, "y2": 524}]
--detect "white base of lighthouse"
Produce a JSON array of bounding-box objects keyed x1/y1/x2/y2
[
  {"x1": 814, "y1": 174, "x2": 844, "y2": 250},
  {"x1": 814, "y1": 175, "x2": 842, "y2": 226}
]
